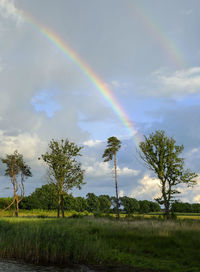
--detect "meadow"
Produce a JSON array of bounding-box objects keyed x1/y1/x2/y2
[{"x1": 0, "y1": 215, "x2": 200, "y2": 272}]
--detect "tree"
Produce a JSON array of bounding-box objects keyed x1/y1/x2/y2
[
  {"x1": 139, "y1": 130, "x2": 197, "y2": 218},
  {"x1": 39, "y1": 139, "x2": 85, "y2": 218},
  {"x1": 102, "y1": 136, "x2": 121, "y2": 219},
  {"x1": 86, "y1": 193, "x2": 100, "y2": 213},
  {"x1": 98, "y1": 195, "x2": 111, "y2": 213},
  {"x1": 1, "y1": 150, "x2": 32, "y2": 216},
  {"x1": 20, "y1": 184, "x2": 58, "y2": 210},
  {"x1": 139, "y1": 200, "x2": 150, "y2": 214},
  {"x1": 120, "y1": 196, "x2": 140, "y2": 214}
]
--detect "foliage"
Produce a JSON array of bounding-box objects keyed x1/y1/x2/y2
[
  {"x1": 139, "y1": 200, "x2": 151, "y2": 214},
  {"x1": 98, "y1": 195, "x2": 111, "y2": 213},
  {"x1": 139, "y1": 130, "x2": 197, "y2": 218},
  {"x1": 120, "y1": 196, "x2": 140, "y2": 214},
  {"x1": 0, "y1": 198, "x2": 13, "y2": 209},
  {"x1": 86, "y1": 193, "x2": 100, "y2": 212},
  {"x1": 102, "y1": 136, "x2": 121, "y2": 219},
  {"x1": 39, "y1": 139, "x2": 85, "y2": 218},
  {"x1": 20, "y1": 184, "x2": 58, "y2": 210},
  {"x1": 172, "y1": 201, "x2": 200, "y2": 213}
]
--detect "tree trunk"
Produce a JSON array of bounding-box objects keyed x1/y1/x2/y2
[
  {"x1": 12, "y1": 173, "x2": 19, "y2": 217},
  {"x1": 61, "y1": 194, "x2": 64, "y2": 218},
  {"x1": 114, "y1": 151, "x2": 120, "y2": 220},
  {"x1": 164, "y1": 202, "x2": 170, "y2": 219},
  {"x1": 15, "y1": 194, "x2": 19, "y2": 217},
  {"x1": 57, "y1": 194, "x2": 61, "y2": 218}
]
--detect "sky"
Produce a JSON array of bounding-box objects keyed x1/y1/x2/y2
[{"x1": 0, "y1": 0, "x2": 200, "y2": 203}]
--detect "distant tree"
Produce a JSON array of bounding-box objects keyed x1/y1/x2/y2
[
  {"x1": 139, "y1": 130, "x2": 197, "y2": 219},
  {"x1": 74, "y1": 196, "x2": 87, "y2": 212},
  {"x1": 102, "y1": 136, "x2": 121, "y2": 219},
  {"x1": 1, "y1": 150, "x2": 32, "y2": 216},
  {"x1": 20, "y1": 184, "x2": 58, "y2": 210},
  {"x1": 120, "y1": 196, "x2": 140, "y2": 214},
  {"x1": 0, "y1": 197, "x2": 13, "y2": 209},
  {"x1": 86, "y1": 193, "x2": 100, "y2": 213},
  {"x1": 171, "y1": 201, "x2": 200, "y2": 213},
  {"x1": 139, "y1": 200, "x2": 150, "y2": 214},
  {"x1": 98, "y1": 195, "x2": 111, "y2": 213},
  {"x1": 39, "y1": 139, "x2": 85, "y2": 218},
  {"x1": 149, "y1": 201, "x2": 161, "y2": 212},
  {"x1": 63, "y1": 194, "x2": 76, "y2": 211}
]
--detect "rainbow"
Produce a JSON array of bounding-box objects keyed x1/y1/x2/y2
[
  {"x1": 16, "y1": 9, "x2": 141, "y2": 145},
  {"x1": 132, "y1": 1, "x2": 185, "y2": 68}
]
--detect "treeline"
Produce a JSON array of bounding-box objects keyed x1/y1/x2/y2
[
  {"x1": 0, "y1": 184, "x2": 161, "y2": 214},
  {"x1": 1, "y1": 184, "x2": 200, "y2": 213},
  {"x1": 171, "y1": 201, "x2": 200, "y2": 213}
]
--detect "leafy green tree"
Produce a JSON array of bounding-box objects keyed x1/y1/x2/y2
[
  {"x1": 1, "y1": 150, "x2": 32, "y2": 216},
  {"x1": 120, "y1": 196, "x2": 140, "y2": 214},
  {"x1": 102, "y1": 136, "x2": 121, "y2": 219},
  {"x1": 149, "y1": 201, "x2": 161, "y2": 212},
  {"x1": 139, "y1": 200, "x2": 150, "y2": 214},
  {"x1": 74, "y1": 197, "x2": 87, "y2": 212},
  {"x1": 39, "y1": 139, "x2": 85, "y2": 218},
  {"x1": 139, "y1": 130, "x2": 197, "y2": 218},
  {"x1": 86, "y1": 193, "x2": 100, "y2": 213},
  {"x1": 20, "y1": 184, "x2": 58, "y2": 210},
  {"x1": 98, "y1": 195, "x2": 111, "y2": 213},
  {"x1": 63, "y1": 194, "x2": 76, "y2": 211}
]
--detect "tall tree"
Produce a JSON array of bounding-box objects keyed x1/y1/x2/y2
[
  {"x1": 102, "y1": 136, "x2": 121, "y2": 219},
  {"x1": 1, "y1": 150, "x2": 32, "y2": 216},
  {"x1": 139, "y1": 130, "x2": 197, "y2": 219},
  {"x1": 39, "y1": 139, "x2": 85, "y2": 218}
]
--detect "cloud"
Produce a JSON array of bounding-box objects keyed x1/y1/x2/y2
[
  {"x1": 0, "y1": 0, "x2": 22, "y2": 24},
  {"x1": 130, "y1": 174, "x2": 161, "y2": 200},
  {"x1": 0, "y1": 130, "x2": 46, "y2": 160},
  {"x1": 84, "y1": 160, "x2": 140, "y2": 179},
  {"x1": 117, "y1": 167, "x2": 140, "y2": 176},
  {"x1": 146, "y1": 67, "x2": 200, "y2": 97},
  {"x1": 83, "y1": 139, "x2": 102, "y2": 147}
]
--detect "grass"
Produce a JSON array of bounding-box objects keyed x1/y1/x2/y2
[
  {"x1": 1, "y1": 209, "x2": 200, "y2": 220},
  {"x1": 0, "y1": 209, "x2": 92, "y2": 218},
  {"x1": 0, "y1": 217, "x2": 200, "y2": 271}
]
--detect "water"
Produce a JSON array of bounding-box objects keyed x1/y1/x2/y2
[{"x1": 0, "y1": 260, "x2": 95, "y2": 272}]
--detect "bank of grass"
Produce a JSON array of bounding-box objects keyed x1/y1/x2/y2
[
  {"x1": 1, "y1": 209, "x2": 200, "y2": 220},
  {"x1": 0, "y1": 217, "x2": 199, "y2": 272}
]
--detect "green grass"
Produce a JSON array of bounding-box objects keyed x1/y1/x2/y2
[
  {"x1": 0, "y1": 209, "x2": 92, "y2": 218},
  {"x1": 0, "y1": 217, "x2": 200, "y2": 271}
]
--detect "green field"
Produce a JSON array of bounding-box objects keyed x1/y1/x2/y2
[
  {"x1": 0, "y1": 216, "x2": 200, "y2": 272},
  {"x1": 1, "y1": 209, "x2": 200, "y2": 220}
]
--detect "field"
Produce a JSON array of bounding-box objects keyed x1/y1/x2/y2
[
  {"x1": 0, "y1": 215, "x2": 200, "y2": 272},
  {"x1": 1, "y1": 209, "x2": 200, "y2": 220}
]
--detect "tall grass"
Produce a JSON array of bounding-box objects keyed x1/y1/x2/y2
[{"x1": 0, "y1": 217, "x2": 200, "y2": 271}]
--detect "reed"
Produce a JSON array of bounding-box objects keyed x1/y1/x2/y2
[{"x1": 0, "y1": 217, "x2": 199, "y2": 271}]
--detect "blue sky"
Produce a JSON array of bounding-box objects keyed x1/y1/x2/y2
[{"x1": 0, "y1": 0, "x2": 200, "y2": 203}]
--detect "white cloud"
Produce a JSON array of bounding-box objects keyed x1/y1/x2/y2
[
  {"x1": 83, "y1": 139, "x2": 102, "y2": 147},
  {"x1": 0, "y1": 130, "x2": 46, "y2": 160},
  {"x1": 130, "y1": 174, "x2": 161, "y2": 200},
  {"x1": 84, "y1": 160, "x2": 140, "y2": 178},
  {"x1": 150, "y1": 67, "x2": 200, "y2": 97},
  {"x1": 129, "y1": 173, "x2": 200, "y2": 203},
  {"x1": 117, "y1": 167, "x2": 140, "y2": 176},
  {"x1": 119, "y1": 190, "x2": 124, "y2": 197},
  {"x1": 193, "y1": 194, "x2": 200, "y2": 202},
  {"x1": 0, "y1": 0, "x2": 23, "y2": 24}
]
